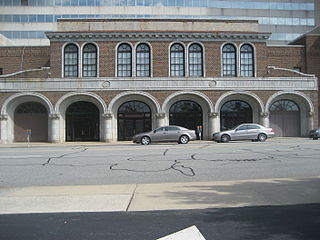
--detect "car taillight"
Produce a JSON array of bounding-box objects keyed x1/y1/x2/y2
[{"x1": 270, "y1": 128, "x2": 274, "y2": 133}]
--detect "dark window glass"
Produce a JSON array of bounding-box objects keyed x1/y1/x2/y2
[
  {"x1": 240, "y1": 44, "x2": 254, "y2": 77},
  {"x1": 15, "y1": 102, "x2": 47, "y2": 114},
  {"x1": 136, "y1": 43, "x2": 150, "y2": 77},
  {"x1": 222, "y1": 44, "x2": 236, "y2": 77},
  {"x1": 82, "y1": 43, "x2": 97, "y2": 77},
  {"x1": 220, "y1": 100, "x2": 252, "y2": 130},
  {"x1": 117, "y1": 43, "x2": 132, "y2": 77},
  {"x1": 64, "y1": 43, "x2": 78, "y2": 77},
  {"x1": 170, "y1": 43, "x2": 185, "y2": 77},
  {"x1": 269, "y1": 100, "x2": 299, "y2": 112},
  {"x1": 21, "y1": 0, "x2": 28, "y2": 6},
  {"x1": 0, "y1": 68, "x2": 3, "y2": 75},
  {"x1": 189, "y1": 43, "x2": 203, "y2": 77}
]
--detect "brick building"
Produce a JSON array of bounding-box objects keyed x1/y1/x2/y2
[{"x1": 0, "y1": 19, "x2": 319, "y2": 143}]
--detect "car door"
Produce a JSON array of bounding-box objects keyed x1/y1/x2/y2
[
  {"x1": 232, "y1": 125, "x2": 248, "y2": 140},
  {"x1": 151, "y1": 127, "x2": 169, "y2": 142},
  {"x1": 246, "y1": 125, "x2": 260, "y2": 139},
  {"x1": 167, "y1": 126, "x2": 181, "y2": 141}
]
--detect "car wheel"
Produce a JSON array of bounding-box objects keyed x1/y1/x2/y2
[
  {"x1": 221, "y1": 134, "x2": 230, "y2": 143},
  {"x1": 179, "y1": 135, "x2": 189, "y2": 144},
  {"x1": 141, "y1": 136, "x2": 151, "y2": 145},
  {"x1": 258, "y1": 133, "x2": 267, "y2": 142}
]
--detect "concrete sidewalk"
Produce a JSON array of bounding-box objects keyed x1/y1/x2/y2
[{"x1": 1, "y1": 176, "x2": 319, "y2": 214}]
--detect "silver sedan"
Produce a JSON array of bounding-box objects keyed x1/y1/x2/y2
[
  {"x1": 133, "y1": 125, "x2": 197, "y2": 145},
  {"x1": 212, "y1": 123, "x2": 275, "y2": 143}
]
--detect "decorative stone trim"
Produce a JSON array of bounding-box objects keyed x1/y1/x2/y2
[
  {"x1": 102, "y1": 113, "x2": 113, "y2": 119},
  {"x1": 46, "y1": 32, "x2": 271, "y2": 42},
  {"x1": 156, "y1": 113, "x2": 166, "y2": 119},
  {"x1": 0, "y1": 77, "x2": 317, "y2": 92},
  {"x1": 49, "y1": 114, "x2": 60, "y2": 119},
  {"x1": 260, "y1": 112, "x2": 269, "y2": 117},
  {"x1": 307, "y1": 111, "x2": 314, "y2": 117},
  {"x1": 209, "y1": 112, "x2": 219, "y2": 118},
  {"x1": 0, "y1": 114, "x2": 8, "y2": 120},
  {"x1": 102, "y1": 80, "x2": 111, "y2": 88}
]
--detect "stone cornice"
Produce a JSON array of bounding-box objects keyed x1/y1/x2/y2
[
  {"x1": 46, "y1": 31, "x2": 271, "y2": 42},
  {"x1": 0, "y1": 77, "x2": 317, "y2": 92}
]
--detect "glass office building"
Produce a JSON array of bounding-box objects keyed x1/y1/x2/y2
[{"x1": 0, "y1": 0, "x2": 318, "y2": 46}]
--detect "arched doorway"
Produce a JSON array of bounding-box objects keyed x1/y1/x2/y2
[
  {"x1": 220, "y1": 100, "x2": 252, "y2": 130},
  {"x1": 118, "y1": 101, "x2": 152, "y2": 141},
  {"x1": 269, "y1": 100, "x2": 300, "y2": 137},
  {"x1": 14, "y1": 102, "x2": 48, "y2": 142},
  {"x1": 66, "y1": 101, "x2": 100, "y2": 141},
  {"x1": 169, "y1": 100, "x2": 202, "y2": 138}
]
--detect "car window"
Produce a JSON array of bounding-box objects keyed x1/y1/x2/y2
[
  {"x1": 156, "y1": 127, "x2": 168, "y2": 132},
  {"x1": 247, "y1": 125, "x2": 260, "y2": 130},
  {"x1": 168, "y1": 126, "x2": 179, "y2": 131},
  {"x1": 237, "y1": 125, "x2": 248, "y2": 131}
]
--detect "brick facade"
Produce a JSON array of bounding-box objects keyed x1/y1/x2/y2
[{"x1": 0, "y1": 19, "x2": 319, "y2": 143}]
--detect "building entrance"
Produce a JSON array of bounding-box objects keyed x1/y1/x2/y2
[
  {"x1": 169, "y1": 100, "x2": 202, "y2": 138},
  {"x1": 66, "y1": 101, "x2": 100, "y2": 141},
  {"x1": 14, "y1": 102, "x2": 48, "y2": 142},
  {"x1": 269, "y1": 100, "x2": 300, "y2": 137},
  {"x1": 220, "y1": 100, "x2": 252, "y2": 130},
  {"x1": 117, "y1": 101, "x2": 152, "y2": 141}
]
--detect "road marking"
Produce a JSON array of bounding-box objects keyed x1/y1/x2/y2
[
  {"x1": 157, "y1": 225, "x2": 206, "y2": 240},
  {"x1": 0, "y1": 155, "x2": 42, "y2": 159},
  {"x1": 0, "y1": 140, "x2": 318, "y2": 153}
]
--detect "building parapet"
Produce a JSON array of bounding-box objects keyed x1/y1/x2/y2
[
  {"x1": 46, "y1": 31, "x2": 271, "y2": 42},
  {"x1": 0, "y1": 77, "x2": 317, "y2": 92}
]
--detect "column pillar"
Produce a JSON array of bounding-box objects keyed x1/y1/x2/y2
[
  {"x1": 102, "y1": 113, "x2": 113, "y2": 142},
  {"x1": 260, "y1": 112, "x2": 269, "y2": 127},
  {"x1": 49, "y1": 114, "x2": 60, "y2": 143},
  {"x1": 156, "y1": 112, "x2": 166, "y2": 128},
  {"x1": 209, "y1": 112, "x2": 219, "y2": 136},
  {"x1": 0, "y1": 114, "x2": 8, "y2": 144},
  {"x1": 307, "y1": 111, "x2": 314, "y2": 132}
]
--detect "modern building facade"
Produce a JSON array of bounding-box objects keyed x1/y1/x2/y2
[
  {"x1": 0, "y1": 0, "x2": 318, "y2": 46},
  {"x1": 0, "y1": 19, "x2": 318, "y2": 143}
]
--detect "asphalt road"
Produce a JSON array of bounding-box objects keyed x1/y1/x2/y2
[
  {"x1": 0, "y1": 138, "x2": 320, "y2": 187},
  {"x1": 1, "y1": 204, "x2": 320, "y2": 240}
]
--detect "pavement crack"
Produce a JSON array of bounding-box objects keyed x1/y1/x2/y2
[
  {"x1": 43, "y1": 148, "x2": 88, "y2": 166},
  {"x1": 163, "y1": 149, "x2": 169, "y2": 156},
  {"x1": 126, "y1": 184, "x2": 138, "y2": 211}
]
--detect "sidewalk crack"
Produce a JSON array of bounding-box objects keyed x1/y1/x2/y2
[{"x1": 126, "y1": 184, "x2": 138, "y2": 212}]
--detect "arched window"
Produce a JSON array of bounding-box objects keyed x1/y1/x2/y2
[
  {"x1": 222, "y1": 44, "x2": 236, "y2": 77},
  {"x1": 64, "y1": 43, "x2": 78, "y2": 77},
  {"x1": 189, "y1": 43, "x2": 203, "y2": 77},
  {"x1": 136, "y1": 43, "x2": 150, "y2": 77},
  {"x1": 82, "y1": 43, "x2": 97, "y2": 77},
  {"x1": 269, "y1": 100, "x2": 299, "y2": 112},
  {"x1": 240, "y1": 44, "x2": 254, "y2": 77},
  {"x1": 117, "y1": 43, "x2": 132, "y2": 77},
  {"x1": 170, "y1": 43, "x2": 185, "y2": 77}
]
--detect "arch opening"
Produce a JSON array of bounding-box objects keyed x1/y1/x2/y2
[
  {"x1": 14, "y1": 102, "x2": 48, "y2": 142},
  {"x1": 220, "y1": 100, "x2": 253, "y2": 131},
  {"x1": 169, "y1": 100, "x2": 203, "y2": 139},
  {"x1": 117, "y1": 101, "x2": 152, "y2": 141},
  {"x1": 66, "y1": 101, "x2": 100, "y2": 141},
  {"x1": 269, "y1": 99, "x2": 300, "y2": 137}
]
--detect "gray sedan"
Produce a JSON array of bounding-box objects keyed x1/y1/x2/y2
[
  {"x1": 133, "y1": 126, "x2": 197, "y2": 145},
  {"x1": 309, "y1": 128, "x2": 320, "y2": 140},
  {"x1": 213, "y1": 123, "x2": 275, "y2": 143}
]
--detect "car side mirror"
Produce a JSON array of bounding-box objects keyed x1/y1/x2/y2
[{"x1": 153, "y1": 130, "x2": 157, "y2": 133}]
